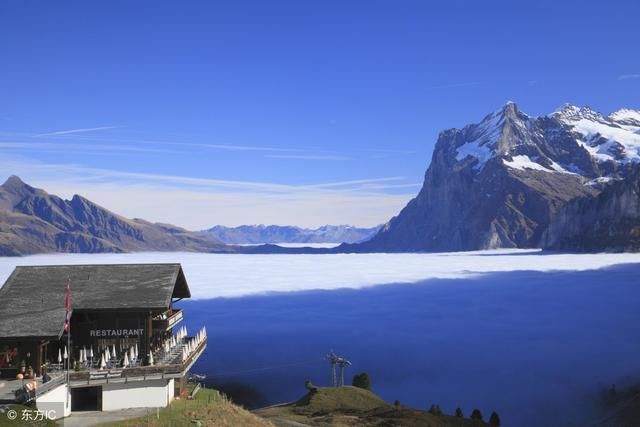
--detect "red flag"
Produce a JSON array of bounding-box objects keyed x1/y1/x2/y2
[{"x1": 64, "y1": 280, "x2": 71, "y2": 333}]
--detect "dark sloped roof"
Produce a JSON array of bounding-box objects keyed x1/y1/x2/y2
[{"x1": 0, "y1": 264, "x2": 191, "y2": 339}]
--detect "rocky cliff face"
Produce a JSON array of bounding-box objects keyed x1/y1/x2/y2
[
  {"x1": 355, "y1": 102, "x2": 640, "y2": 252},
  {"x1": 543, "y1": 168, "x2": 640, "y2": 251},
  {"x1": 0, "y1": 176, "x2": 230, "y2": 256}
]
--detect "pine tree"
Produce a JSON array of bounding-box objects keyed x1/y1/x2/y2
[
  {"x1": 471, "y1": 409, "x2": 483, "y2": 421},
  {"x1": 455, "y1": 407, "x2": 463, "y2": 418},
  {"x1": 427, "y1": 404, "x2": 443, "y2": 416},
  {"x1": 489, "y1": 411, "x2": 501, "y2": 426}
]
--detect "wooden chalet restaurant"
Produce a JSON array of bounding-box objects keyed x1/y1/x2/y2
[{"x1": 0, "y1": 263, "x2": 207, "y2": 417}]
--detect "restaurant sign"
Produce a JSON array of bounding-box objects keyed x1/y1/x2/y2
[{"x1": 89, "y1": 328, "x2": 144, "y2": 338}]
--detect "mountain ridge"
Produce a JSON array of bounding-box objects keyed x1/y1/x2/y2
[
  {"x1": 0, "y1": 175, "x2": 232, "y2": 256},
  {"x1": 202, "y1": 224, "x2": 381, "y2": 244}
]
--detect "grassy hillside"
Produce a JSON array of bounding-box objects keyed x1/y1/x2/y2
[
  {"x1": 292, "y1": 385, "x2": 387, "y2": 413},
  {"x1": 100, "y1": 387, "x2": 273, "y2": 427},
  {"x1": 255, "y1": 386, "x2": 491, "y2": 427}
]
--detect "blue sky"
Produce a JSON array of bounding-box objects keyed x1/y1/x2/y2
[{"x1": 1, "y1": 0, "x2": 639, "y2": 228}]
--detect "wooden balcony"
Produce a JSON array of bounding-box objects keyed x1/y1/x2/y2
[
  {"x1": 152, "y1": 308, "x2": 184, "y2": 331},
  {"x1": 68, "y1": 337, "x2": 206, "y2": 386}
]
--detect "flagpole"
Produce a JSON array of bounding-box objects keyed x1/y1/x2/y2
[
  {"x1": 67, "y1": 314, "x2": 70, "y2": 408},
  {"x1": 65, "y1": 278, "x2": 71, "y2": 412}
]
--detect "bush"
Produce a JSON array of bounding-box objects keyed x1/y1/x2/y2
[
  {"x1": 352, "y1": 372, "x2": 371, "y2": 390},
  {"x1": 455, "y1": 407, "x2": 463, "y2": 417},
  {"x1": 471, "y1": 409, "x2": 483, "y2": 421},
  {"x1": 394, "y1": 399, "x2": 401, "y2": 408},
  {"x1": 428, "y1": 404, "x2": 443, "y2": 416},
  {"x1": 489, "y1": 411, "x2": 501, "y2": 426},
  {"x1": 304, "y1": 379, "x2": 317, "y2": 393}
]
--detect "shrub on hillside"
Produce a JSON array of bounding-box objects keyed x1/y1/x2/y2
[
  {"x1": 352, "y1": 372, "x2": 371, "y2": 390},
  {"x1": 489, "y1": 411, "x2": 501, "y2": 426},
  {"x1": 304, "y1": 379, "x2": 318, "y2": 394},
  {"x1": 471, "y1": 409, "x2": 483, "y2": 421},
  {"x1": 428, "y1": 404, "x2": 443, "y2": 416},
  {"x1": 455, "y1": 407, "x2": 463, "y2": 417}
]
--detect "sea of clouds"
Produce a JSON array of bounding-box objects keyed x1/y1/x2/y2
[{"x1": 1, "y1": 249, "x2": 640, "y2": 298}]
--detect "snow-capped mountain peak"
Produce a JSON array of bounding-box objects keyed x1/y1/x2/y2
[
  {"x1": 552, "y1": 103, "x2": 606, "y2": 123},
  {"x1": 454, "y1": 102, "x2": 533, "y2": 171},
  {"x1": 608, "y1": 108, "x2": 640, "y2": 128},
  {"x1": 454, "y1": 103, "x2": 640, "y2": 176}
]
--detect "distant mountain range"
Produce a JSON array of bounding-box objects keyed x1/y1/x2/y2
[
  {"x1": 0, "y1": 175, "x2": 232, "y2": 256},
  {"x1": 350, "y1": 102, "x2": 640, "y2": 252},
  {"x1": 201, "y1": 224, "x2": 381, "y2": 245},
  {"x1": 0, "y1": 176, "x2": 374, "y2": 256}
]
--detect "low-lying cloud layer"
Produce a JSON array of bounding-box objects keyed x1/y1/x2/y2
[{"x1": 2, "y1": 249, "x2": 640, "y2": 298}]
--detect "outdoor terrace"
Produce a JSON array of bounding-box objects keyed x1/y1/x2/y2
[{"x1": 68, "y1": 335, "x2": 207, "y2": 387}]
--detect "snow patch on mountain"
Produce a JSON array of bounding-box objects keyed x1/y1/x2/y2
[
  {"x1": 608, "y1": 108, "x2": 640, "y2": 128},
  {"x1": 584, "y1": 176, "x2": 616, "y2": 186},
  {"x1": 555, "y1": 105, "x2": 640, "y2": 163},
  {"x1": 503, "y1": 155, "x2": 576, "y2": 174},
  {"x1": 455, "y1": 140, "x2": 494, "y2": 171},
  {"x1": 504, "y1": 155, "x2": 551, "y2": 172},
  {"x1": 572, "y1": 119, "x2": 640, "y2": 160}
]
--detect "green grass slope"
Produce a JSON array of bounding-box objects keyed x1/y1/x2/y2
[
  {"x1": 100, "y1": 387, "x2": 273, "y2": 427},
  {"x1": 255, "y1": 386, "x2": 491, "y2": 427}
]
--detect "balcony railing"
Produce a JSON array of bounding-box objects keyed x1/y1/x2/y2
[
  {"x1": 13, "y1": 373, "x2": 66, "y2": 404},
  {"x1": 68, "y1": 337, "x2": 206, "y2": 385},
  {"x1": 152, "y1": 308, "x2": 184, "y2": 331}
]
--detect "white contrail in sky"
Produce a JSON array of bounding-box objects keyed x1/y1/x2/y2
[
  {"x1": 617, "y1": 74, "x2": 640, "y2": 81},
  {"x1": 34, "y1": 126, "x2": 118, "y2": 137}
]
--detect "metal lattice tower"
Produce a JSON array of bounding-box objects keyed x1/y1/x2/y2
[{"x1": 326, "y1": 351, "x2": 351, "y2": 387}]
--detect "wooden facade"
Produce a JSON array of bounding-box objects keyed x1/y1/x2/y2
[{"x1": 0, "y1": 264, "x2": 192, "y2": 379}]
